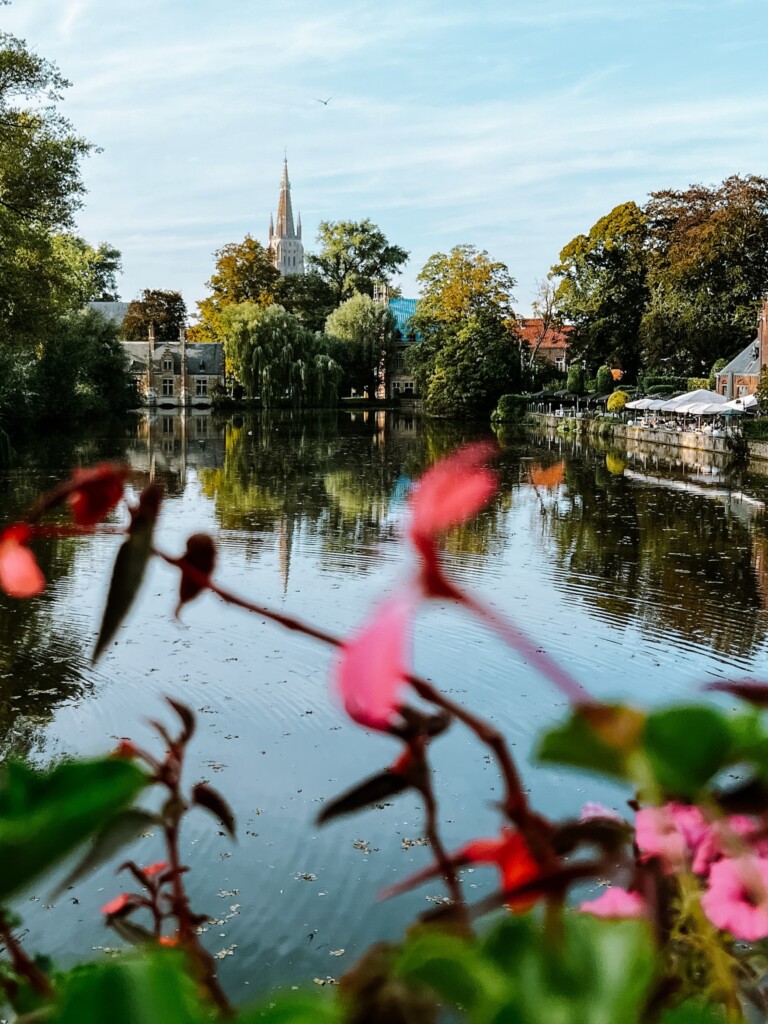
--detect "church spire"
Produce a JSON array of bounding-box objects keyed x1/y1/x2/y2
[
  {"x1": 275, "y1": 157, "x2": 296, "y2": 239},
  {"x1": 267, "y1": 156, "x2": 304, "y2": 277}
]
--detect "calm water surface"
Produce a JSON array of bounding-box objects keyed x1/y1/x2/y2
[{"x1": 4, "y1": 410, "x2": 768, "y2": 1000}]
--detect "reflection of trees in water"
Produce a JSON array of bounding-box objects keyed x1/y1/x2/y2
[
  {"x1": 539, "y1": 454, "x2": 765, "y2": 657},
  {"x1": 0, "y1": 431, "x2": 127, "y2": 758},
  {"x1": 197, "y1": 412, "x2": 512, "y2": 577}
]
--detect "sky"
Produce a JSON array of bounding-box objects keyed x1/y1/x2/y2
[{"x1": 5, "y1": 0, "x2": 768, "y2": 317}]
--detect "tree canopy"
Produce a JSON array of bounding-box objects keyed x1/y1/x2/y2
[
  {"x1": 307, "y1": 219, "x2": 409, "y2": 307},
  {"x1": 189, "y1": 235, "x2": 279, "y2": 342},
  {"x1": 221, "y1": 302, "x2": 340, "y2": 407},
  {"x1": 415, "y1": 245, "x2": 517, "y2": 331},
  {"x1": 325, "y1": 293, "x2": 397, "y2": 397},
  {"x1": 122, "y1": 289, "x2": 187, "y2": 342}
]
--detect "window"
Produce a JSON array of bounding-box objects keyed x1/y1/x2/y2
[
  {"x1": 163, "y1": 357, "x2": 172, "y2": 371},
  {"x1": 196, "y1": 417, "x2": 209, "y2": 437},
  {"x1": 404, "y1": 381, "x2": 414, "y2": 394},
  {"x1": 395, "y1": 352, "x2": 404, "y2": 371},
  {"x1": 196, "y1": 378, "x2": 208, "y2": 396},
  {"x1": 391, "y1": 381, "x2": 401, "y2": 397},
  {"x1": 555, "y1": 356, "x2": 566, "y2": 372},
  {"x1": 737, "y1": 385, "x2": 749, "y2": 396},
  {"x1": 162, "y1": 378, "x2": 173, "y2": 396},
  {"x1": 162, "y1": 417, "x2": 174, "y2": 435}
]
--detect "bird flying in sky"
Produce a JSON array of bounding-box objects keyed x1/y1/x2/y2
[{"x1": 316, "y1": 97, "x2": 332, "y2": 105}]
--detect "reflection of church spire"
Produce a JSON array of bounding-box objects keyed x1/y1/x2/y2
[{"x1": 278, "y1": 513, "x2": 294, "y2": 594}]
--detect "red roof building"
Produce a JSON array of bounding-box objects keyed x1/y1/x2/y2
[{"x1": 517, "y1": 318, "x2": 573, "y2": 372}]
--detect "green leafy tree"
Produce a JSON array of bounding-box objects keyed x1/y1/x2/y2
[
  {"x1": 552, "y1": 202, "x2": 649, "y2": 381},
  {"x1": 415, "y1": 244, "x2": 516, "y2": 329},
  {"x1": 307, "y1": 219, "x2": 409, "y2": 307},
  {"x1": 641, "y1": 176, "x2": 768, "y2": 374},
  {"x1": 221, "y1": 302, "x2": 340, "y2": 407},
  {"x1": 190, "y1": 235, "x2": 279, "y2": 343},
  {"x1": 275, "y1": 270, "x2": 335, "y2": 333},
  {"x1": 122, "y1": 290, "x2": 187, "y2": 342},
  {"x1": 51, "y1": 235, "x2": 122, "y2": 304},
  {"x1": 417, "y1": 313, "x2": 521, "y2": 416},
  {"x1": 325, "y1": 293, "x2": 397, "y2": 397},
  {"x1": 0, "y1": 32, "x2": 92, "y2": 346}
]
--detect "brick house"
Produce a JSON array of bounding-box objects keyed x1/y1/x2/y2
[
  {"x1": 715, "y1": 300, "x2": 768, "y2": 398},
  {"x1": 122, "y1": 331, "x2": 225, "y2": 407},
  {"x1": 517, "y1": 318, "x2": 572, "y2": 372}
]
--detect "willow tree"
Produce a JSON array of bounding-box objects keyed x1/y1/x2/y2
[{"x1": 221, "y1": 302, "x2": 340, "y2": 407}]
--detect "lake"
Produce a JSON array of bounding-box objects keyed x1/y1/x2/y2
[{"x1": 3, "y1": 409, "x2": 768, "y2": 1001}]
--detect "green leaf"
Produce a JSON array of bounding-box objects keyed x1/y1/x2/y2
[
  {"x1": 397, "y1": 930, "x2": 511, "y2": 1020},
  {"x1": 643, "y1": 706, "x2": 732, "y2": 797},
  {"x1": 0, "y1": 758, "x2": 148, "y2": 901},
  {"x1": 516, "y1": 915, "x2": 656, "y2": 1024},
  {"x1": 50, "y1": 952, "x2": 207, "y2": 1024},
  {"x1": 93, "y1": 484, "x2": 162, "y2": 661},
  {"x1": 536, "y1": 710, "x2": 628, "y2": 780},
  {"x1": 52, "y1": 808, "x2": 159, "y2": 898},
  {"x1": 238, "y1": 993, "x2": 342, "y2": 1023},
  {"x1": 657, "y1": 999, "x2": 726, "y2": 1023}
]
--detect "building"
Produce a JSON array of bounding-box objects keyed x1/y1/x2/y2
[
  {"x1": 89, "y1": 302, "x2": 226, "y2": 407},
  {"x1": 715, "y1": 300, "x2": 768, "y2": 398},
  {"x1": 371, "y1": 283, "x2": 420, "y2": 399},
  {"x1": 268, "y1": 158, "x2": 304, "y2": 276},
  {"x1": 517, "y1": 318, "x2": 572, "y2": 373}
]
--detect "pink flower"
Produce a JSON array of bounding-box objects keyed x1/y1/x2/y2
[
  {"x1": 692, "y1": 816, "x2": 762, "y2": 875},
  {"x1": 409, "y1": 442, "x2": 498, "y2": 544},
  {"x1": 580, "y1": 887, "x2": 647, "y2": 919},
  {"x1": 0, "y1": 524, "x2": 45, "y2": 598},
  {"x1": 335, "y1": 594, "x2": 414, "y2": 731},
  {"x1": 635, "y1": 803, "x2": 707, "y2": 873},
  {"x1": 702, "y1": 856, "x2": 768, "y2": 941},
  {"x1": 580, "y1": 802, "x2": 623, "y2": 823}
]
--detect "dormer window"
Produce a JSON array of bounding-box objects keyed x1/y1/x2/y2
[
  {"x1": 163, "y1": 356, "x2": 173, "y2": 371},
  {"x1": 200, "y1": 359, "x2": 206, "y2": 371}
]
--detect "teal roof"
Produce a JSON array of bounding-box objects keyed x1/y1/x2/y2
[{"x1": 389, "y1": 297, "x2": 418, "y2": 339}]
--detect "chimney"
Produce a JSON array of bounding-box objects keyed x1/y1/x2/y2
[{"x1": 148, "y1": 322, "x2": 155, "y2": 352}]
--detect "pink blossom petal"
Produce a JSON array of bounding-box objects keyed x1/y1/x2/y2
[
  {"x1": 0, "y1": 533, "x2": 45, "y2": 598},
  {"x1": 635, "y1": 804, "x2": 700, "y2": 873},
  {"x1": 702, "y1": 856, "x2": 768, "y2": 941},
  {"x1": 335, "y1": 594, "x2": 414, "y2": 730},
  {"x1": 580, "y1": 887, "x2": 647, "y2": 919},
  {"x1": 692, "y1": 816, "x2": 756, "y2": 875},
  {"x1": 409, "y1": 443, "x2": 498, "y2": 541},
  {"x1": 580, "y1": 802, "x2": 623, "y2": 823}
]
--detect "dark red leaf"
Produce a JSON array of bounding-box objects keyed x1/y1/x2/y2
[
  {"x1": 26, "y1": 462, "x2": 129, "y2": 524},
  {"x1": 551, "y1": 817, "x2": 631, "y2": 857},
  {"x1": 93, "y1": 485, "x2": 163, "y2": 661},
  {"x1": 176, "y1": 533, "x2": 216, "y2": 612},
  {"x1": 166, "y1": 698, "x2": 196, "y2": 743},
  {"x1": 191, "y1": 782, "x2": 236, "y2": 838},
  {"x1": 705, "y1": 680, "x2": 768, "y2": 707},
  {"x1": 317, "y1": 768, "x2": 413, "y2": 825}
]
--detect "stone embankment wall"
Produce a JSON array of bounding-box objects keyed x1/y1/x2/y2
[{"x1": 530, "y1": 413, "x2": 732, "y2": 455}]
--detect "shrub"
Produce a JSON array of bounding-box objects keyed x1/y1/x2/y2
[
  {"x1": 640, "y1": 373, "x2": 687, "y2": 393},
  {"x1": 595, "y1": 365, "x2": 613, "y2": 393},
  {"x1": 566, "y1": 365, "x2": 585, "y2": 395},
  {"x1": 491, "y1": 393, "x2": 528, "y2": 422},
  {"x1": 606, "y1": 390, "x2": 629, "y2": 413},
  {"x1": 687, "y1": 378, "x2": 710, "y2": 392}
]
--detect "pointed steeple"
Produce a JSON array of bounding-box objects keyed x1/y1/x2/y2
[
  {"x1": 267, "y1": 156, "x2": 305, "y2": 277},
  {"x1": 275, "y1": 157, "x2": 296, "y2": 239}
]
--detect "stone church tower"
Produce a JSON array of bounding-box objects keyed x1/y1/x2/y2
[{"x1": 268, "y1": 158, "x2": 304, "y2": 276}]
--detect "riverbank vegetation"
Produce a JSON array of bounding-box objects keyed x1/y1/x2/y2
[{"x1": 0, "y1": 30, "x2": 135, "y2": 433}]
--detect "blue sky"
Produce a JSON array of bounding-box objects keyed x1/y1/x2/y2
[{"x1": 5, "y1": 0, "x2": 768, "y2": 315}]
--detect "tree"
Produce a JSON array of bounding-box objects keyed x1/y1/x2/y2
[
  {"x1": 552, "y1": 202, "x2": 649, "y2": 381},
  {"x1": 325, "y1": 294, "x2": 396, "y2": 397},
  {"x1": 275, "y1": 271, "x2": 335, "y2": 333},
  {"x1": 122, "y1": 289, "x2": 187, "y2": 341},
  {"x1": 307, "y1": 219, "x2": 408, "y2": 307},
  {"x1": 641, "y1": 176, "x2": 768, "y2": 373},
  {"x1": 190, "y1": 236, "x2": 279, "y2": 343},
  {"x1": 220, "y1": 302, "x2": 340, "y2": 407},
  {"x1": 50, "y1": 235, "x2": 122, "y2": 304},
  {"x1": 416, "y1": 312, "x2": 521, "y2": 416},
  {"x1": 521, "y1": 279, "x2": 563, "y2": 374},
  {"x1": 415, "y1": 245, "x2": 516, "y2": 330},
  {"x1": 566, "y1": 364, "x2": 586, "y2": 395},
  {"x1": 709, "y1": 358, "x2": 727, "y2": 391},
  {"x1": 0, "y1": 32, "x2": 92, "y2": 346},
  {"x1": 407, "y1": 246, "x2": 519, "y2": 414}
]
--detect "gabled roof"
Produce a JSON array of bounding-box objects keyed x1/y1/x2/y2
[
  {"x1": 717, "y1": 338, "x2": 761, "y2": 377},
  {"x1": 120, "y1": 341, "x2": 225, "y2": 375},
  {"x1": 517, "y1": 318, "x2": 573, "y2": 350}
]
